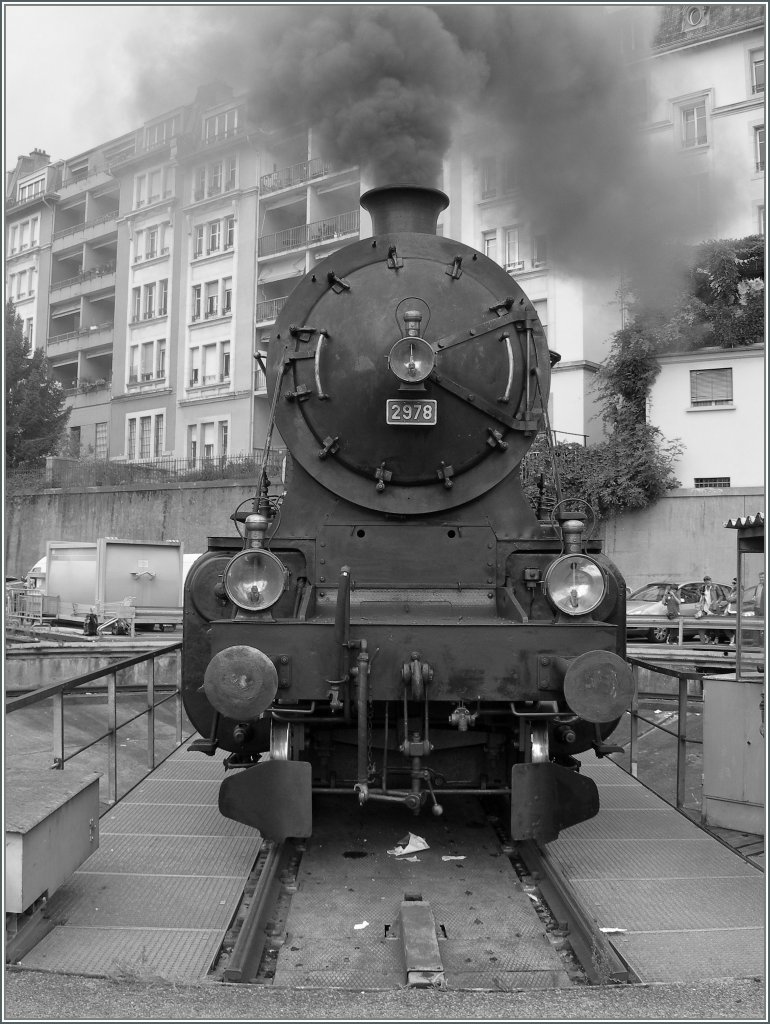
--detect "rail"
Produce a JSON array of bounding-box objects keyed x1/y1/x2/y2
[
  {"x1": 258, "y1": 210, "x2": 359, "y2": 257},
  {"x1": 625, "y1": 657, "x2": 702, "y2": 812},
  {"x1": 6, "y1": 643, "x2": 189, "y2": 810},
  {"x1": 627, "y1": 613, "x2": 764, "y2": 645}
]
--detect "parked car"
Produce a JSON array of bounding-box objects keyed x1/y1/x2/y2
[
  {"x1": 726, "y1": 585, "x2": 758, "y2": 617},
  {"x1": 626, "y1": 580, "x2": 731, "y2": 643}
]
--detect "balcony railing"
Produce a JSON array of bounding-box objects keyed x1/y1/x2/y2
[
  {"x1": 255, "y1": 296, "x2": 288, "y2": 322},
  {"x1": 259, "y1": 210, "x2": 359, "y2": 258},
  {"x1": 50, "y1": 262, "x2": 116, "y2": 292},
  {"x1": 48, "y1": 322, "x2": 113, "y2": 346},
  {"x1": 52, "y1": 209, "x2": 118, "y2": 241},
  {"x1": 260, "y1": 157, "x2": 334, "y2": 194}
]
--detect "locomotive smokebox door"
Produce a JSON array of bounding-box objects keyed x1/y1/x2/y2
[{"x1": 219, "y1": 760, "x2": 312, "y2": 841}]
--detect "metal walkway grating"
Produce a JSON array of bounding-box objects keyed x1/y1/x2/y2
[
  {"x1": 19, "y1": 743, "x2": 261, "y2": 981},
  {"x1": 545, "y1": 759, "x2": 765, "y2": 984}
]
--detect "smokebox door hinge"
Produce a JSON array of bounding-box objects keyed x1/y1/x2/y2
[
  {"x1": 446, "y1": 255, "x2": 463, "y2": 279},
  {"x1": 387, "y1": 245, "x2": 404, "y2": 270},
  {"x1": 318, "y1": 436, "x2": 340, "y2": 459}
]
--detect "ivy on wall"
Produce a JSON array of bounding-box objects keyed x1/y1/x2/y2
[{"x1": 524, "y1": 235, "x2": 764, "y2": 520}]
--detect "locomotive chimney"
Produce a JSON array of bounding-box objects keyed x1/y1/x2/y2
[{"x1": 360, "y1": 185, "x2": 449, "y2": 236}]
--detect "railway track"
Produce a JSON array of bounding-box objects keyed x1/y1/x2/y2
[{"x1": 210, "y1": 794, "x2": 631, "y2": 990}]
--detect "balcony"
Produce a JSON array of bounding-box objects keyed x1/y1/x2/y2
[
  {"x1": 47, "y1": 322, "x2": 114, "y2": 353},
  {"x1": 127, "y1": 373, "x2": 167, "y2": 393},
  {"x1": 50, "y1": 262, "x2": 116, "y2": 295},
  {"x1": 52, "y1": 209, "x2": 118, "y2": 246},
  {"x1": 260, "y1": 157, "x2": 334, "y2": 194},
  {"x1": 255, "y1": 296, "x2": 288, "y2": 322},
  {"x1": 259, "y1": 210, "x2": 359, "y2": 258}
]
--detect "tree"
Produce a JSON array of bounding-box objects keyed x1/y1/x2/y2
[{"x1": 5, "y1": 300, "x2": 71, "y2": 467}]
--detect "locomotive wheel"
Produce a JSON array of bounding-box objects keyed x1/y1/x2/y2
[
  {"x1": 530, "y1": 722, "x2": 550, "y2": 763},
  {"x1": 270, "y1": 720, "x2": 294, "y2": 760}
]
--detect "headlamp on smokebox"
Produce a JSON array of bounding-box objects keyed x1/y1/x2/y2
[
  {"x1": 544, "y1": 554, "x2": 606, "y2": 616},
  {"x1": 223, "y1": 549, "x2": 288, "y2": 612},
  {"x1": 388, "y1": 335, "x2": 435, "y2": 384}
]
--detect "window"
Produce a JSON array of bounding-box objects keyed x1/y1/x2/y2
[
  {"x1": 224, "y1": 214, "x2": 235, "y2": 249},
  {"x1": 751, "y1": 52, "x2": 765, "y2": 94},
  {"x1": 18, "y1": 178, "x2": 45, "y2": 202},
  {"x1": 131, "y1": 287, "x2": 141, "y2": 323},
  {"x1": 24, "y1": 318, "x2": 34, "y2": 344},
  {"x1": 192, "y1": 284, "x2": 202, "y2": 321},
  {"x1": 129, "y1": 345, "x2": 139, "y2": 383},
  {"x1": 190, "y1": 347, "x2": 200, "y2": 386},
  {"x1": 148, "y1": 170, "x2": 162, "y2": 203},
  {"x1": 194, "y1": 224, "x2": 205, "y2": 258},
  {"x1": 158, "y1": 279, "x2": 168, "y2": 317},
  {"x1": 205, "y1": 281, "x2": 218, "y2": 317},
  {"x1": 681, "y1": 101, "x2": 707, "y2": 148},
  {"x1": 154, "y1": 415, "x2": 164, "y2": 457},
  {"x1": 695, "y1": 477, "x2": 730, "y2": 489},
  {"x1": 505, "y1": 228, "x2": 521, "y2": 271},
  {"x1": 225, "y1": 156, "x2": 237, "y2": 191},
  {"x1": 221, "y1": 341, "x2": 231, "y2": 380},
  {"x1": 69, "y1": 426, "x2": 81, "y2": 456},
  {"x1": 202, "y1": 343, "x2": 218, "y2": 384},
  {"x1": 223, "y1": 277, "x2": 232, "y2": 313},
  {"x1": 204, "y1": 108, "x2": 238, "y2": 142},
  {"x1": 141, "y1": 341, "x2": 154, "y2": 380},
  {"x1": 219, "y1": 421, "x2": 229, "y2": 459},
  {"x1": 189, "y1": 426, "x2": 197, "y2": 461},
  {"x1": 135, "y1": 175, "x2": 146, "y2": 207},
  {"x1": 195, "y1": 167, "x2": 206, "y2": 201},
  {"x1": 482, "y1": 231, "x2": 497, "y2": 262},
  {"x1": 9, "y1": 225, "x2": 17, "y2": 252},
  {"x1": 480, "y1": 157, "x2": 497, "y2": 199},
  {"x1": 683, "y1": 6, "x2": 707, "y2": 29},
  {"x1": 139, "y1": 416, "x2": 152, "y2": 459},
  {"x1": 146, "y1": 116, "x2": 178, "y2": 148},
  {"x1": 254, "y1": 350, "x2": 267, "y2": 392},
  {"x1": 144, "y1": 283, "x2": 155, "y2": 318},
  {"x1": 127, "y1": 412, "x2": 164, "y2": 460},
  {"x1": 209, "y1": 163, "x2": 222, "y2": 195},
  {"x1": 533, "y1": 234, "x2": 548, "y2": 267},
  {"x1": 156, "y1": 340, "x2": 166, "y2": 379},
  {"x1": 202, "y1": 422, "x2": 215, "y2": 460},
  {"x1": 208, "y1": 220, "x2": 221, "y2": 253},
  {"x1": 754, "y1": 126, "x2": 765, "y2": 172},
  {"x1": 95, "y1": 422, "x2": 108, "y2": 459},
  {"x1": 502, "y1": 152, "x2": 517, "y2": 193},
  {"x1": 690, "y1": 368, "x2": 733, "y2": 407},
  {"x1": 146, "y1": 226, "x2": 158, "y2": 259},
  {"x1": 758, "y1": 205, "x2": 765, "y2": 235}
]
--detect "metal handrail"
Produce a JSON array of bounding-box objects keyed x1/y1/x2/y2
[
  {"x1": 6, "y1": 643, "x2": 189, "y2": 809},
  {"x1": 625, "y1": 657, "x2": 702, "y2": 812}
]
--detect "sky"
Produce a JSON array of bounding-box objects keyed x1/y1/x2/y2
[{"x1": 4, "y1": 3, "x2": 204, "y2": 167}]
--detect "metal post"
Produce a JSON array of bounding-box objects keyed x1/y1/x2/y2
[
  {"x1": 147, "y1": 655, "x2": 156, "y2": 771},
  {"x1": 175, "y1": 651, "x2": 183, "y2": 747},
  {"x1": 52, "y1": 693, "x2": 65, "y2": 769},
  {"x1": 676, "y1": 674, "x2": 688, "y2": 811},
  {"x1": 629, "y1": 664, "x2": 639, "y2": 778},
  {"x1": 107, "y1": 671, "x2": 118, "y2": 805}
]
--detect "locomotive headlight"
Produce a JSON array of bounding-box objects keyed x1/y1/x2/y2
[
  {"x1": 223, "y1": 549, "x2": 288, "y2": 612},
  {"x1": 388, "y1": 336, "x2": 436, "y2": 383},
  {"x1": 544, "y1": 554, "x2": 606, "y2": 616}
]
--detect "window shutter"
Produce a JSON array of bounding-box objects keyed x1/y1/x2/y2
[{"x1": 690, "y1": 368, "x2": 732, "y2": 405}]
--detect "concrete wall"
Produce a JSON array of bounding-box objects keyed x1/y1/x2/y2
[
  {"x1": 4, "y1": 480, "x2": 257, "y2": 579},
  {"x1": 602, "y1": 486, "x2": 765, "y2": 592},
  {"x1": 5, "y1": 480, "x2": 763, "y2": 593}
]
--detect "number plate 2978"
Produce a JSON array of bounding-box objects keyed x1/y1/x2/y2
[{"x1": 386, "y1": 399, "x2": 437, "y2": 426}]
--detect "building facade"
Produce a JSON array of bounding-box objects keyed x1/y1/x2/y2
[{"x1": 4, "y1": 5, "x2": 764, "y2": 471}]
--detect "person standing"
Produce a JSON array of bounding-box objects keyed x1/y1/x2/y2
[{"x1": 755, "y1": 570, "x2": 765, "y2": 648}]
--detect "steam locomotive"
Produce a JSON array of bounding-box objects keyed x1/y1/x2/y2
[{"x1": 182, "y1": 185, "x2": 632, "y2": 845}]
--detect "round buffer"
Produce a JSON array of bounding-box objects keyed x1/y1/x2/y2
[{"x1": 563, "y1": 650, "x2": 634, "y2": 724}]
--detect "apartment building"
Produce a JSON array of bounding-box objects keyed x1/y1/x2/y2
[{"x1": 4, "y1": 5, "x2": 764, "y2": 468}]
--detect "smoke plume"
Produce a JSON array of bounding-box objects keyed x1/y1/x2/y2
[{"x1": 131, "y1": 4, "x2": 720, "y2": 276}]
